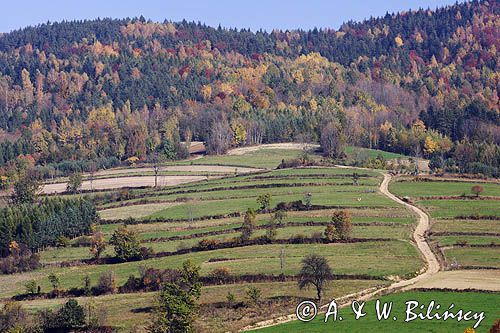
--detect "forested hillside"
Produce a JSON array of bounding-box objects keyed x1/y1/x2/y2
[{"x1": 0, "y1": 0, "x2": 498, "y2": 177}]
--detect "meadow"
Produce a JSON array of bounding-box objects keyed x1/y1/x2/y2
[
  {"x1": 0, "y1": 147, "x2": 429, "y2": 332},
  {"x1": 389, "y1": 176, "x2": 500, "y2": 270},
  {"x1": 255, "y1": 290, "x2": 500, "y2": 333}
]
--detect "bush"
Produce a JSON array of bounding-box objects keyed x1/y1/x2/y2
[
  {"x1": 471, "y1": 185, "x2": 484, "y2": 197},
  {"x1": 331, "y1": 210, "x2": 352, "y2": 240},
  {"x1": 40, "y1": 299, "x2": 86, "y2": 331},
  {"x1": 0, "y1": 244, "x2": 40, "y2": 275},
  {"x1": 226, "y1": 292, "x2": 236, "y2": 308},
  {"x1": 324, "y1": 224, "x2": 337, "y2": 242},
  {"x1": 198, "y1": 238, "x2": 220, "y2": 250},
  {"x1": 246, "y1": 286, "x2": 262, "y2": 305},
  {"x1": 122, "y1": 267, "x2": 181, "y2": 293},
  {"x1": 210, "y1": 267, "x2": 231, "y2": 284},
  {"x1": 109, "y1": 226, "x2": 143, "y2": 262},
  {"x1": 0, "y1": 302, "x2": 37, "y2": 332},
  {"x1": 24, "y1": 280, "x2": 39, "y2": 295},
  {"x1": 96, "y1": 271, "x2": 117, "y2": 294},
  {"x1": 56, "y1": 299, "x2": 86, "y2": 329}
]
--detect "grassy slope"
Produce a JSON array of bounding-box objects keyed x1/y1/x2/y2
[
  {"x1": 256, "y1": 291, "x2": 500, "y2": 333},
  {"x1": 390, "y1": 181, "x2": 500, "y2": 198}
]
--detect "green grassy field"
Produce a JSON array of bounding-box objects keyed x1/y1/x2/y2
[
  {"x1": 0, "y1": 240, "x2": 422, "y2": 298},
  {"x1": 391, "y1": 178, "x2": 500, "y2": 269},
  {"x1": 390, "y1": 180, "x2": 500, "y2": 198},
  {"x1": 191, "y1": 148, "x2": 314, "y2": 168},
  {"x1": 8, "y1": 279, "x2": 388, "y2": 332},
  {"x1": 4, "y1": 148, "x2": 461, "y2": 333},
  {"x1": 443, "y1": 247, "x2": 500, "y2": 268},
  {"x1": 345, "y1": 146, "x2": 406, "y2": 160},
  {"x1": 255, "y1": 290, "x2": 500, "y2": 333}
]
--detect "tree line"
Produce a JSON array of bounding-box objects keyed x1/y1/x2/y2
[{"x1": 0, "y1": 197, "x2": 98, "y2": 257}]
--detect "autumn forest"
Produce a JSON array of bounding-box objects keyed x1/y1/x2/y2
[{"x1": 0, "y1": 0, "x2": 498, "y2": 180}]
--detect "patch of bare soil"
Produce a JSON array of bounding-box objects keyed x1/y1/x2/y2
[
  {"x1": 42, "y1": 175, "x2": 207, "y2": 194},
  {"x1": 409, "y1": 269, "x2": 500, "y2": 291}
]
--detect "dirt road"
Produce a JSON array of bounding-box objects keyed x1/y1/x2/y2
[
  {"x1": 380, "y1": 173, "x2": 441, "y2": 285},
  {"x1": 410, "y1": 269, "x2": 500, "y2": 291},
  {"x1": 243, "y1": 172, "x2": 440, "y2": 331}
]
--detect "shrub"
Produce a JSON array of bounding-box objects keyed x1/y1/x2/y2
[
  {"x1": 24, "y1": 280, "x2": 38, "y2": 295},
  {"x1": 0, "y1": 245, "x2": 40, "y2": 275},
  {"x1": 96, "y1": 271, "x2": 117, "y2": 294},
  {"x1": 226, "y1": 292, "x2": 236, "y2": 308},
  {"x1": 198, "y1": 238, "x2": 220, "y2": 250},
  {"x1": 89, "y1": 231, "x2": 106, "y2": 259},
  {"x1": 0, "y1": 302, "x2": 32, "y2": 332},
  {"x1": 48, "y1": 273, "x2": 60, "y2": 292},
  {"x1": 240, "y1": 208, "x2": 256, "y2": 242},
  {"x1": 471, "y1": 185, "x2": 484, "y2": 197},
  {"x1": 271, "y1": 210, "x2": 287, "y2": 225},
  {"x1": 82, "y1": 274, "x2": 92, "y2": 296},
  {"x1": 256, "y1": 193, "x2": 271, "y2": 211},
  {"x1": 210, "y1": 267, "x2": 231, "y2": 284},
  {"x1": 246, "y1": 286, "x2": 262, "y2": 306},
  {"x1": 324, "y1": 224, "x2": 337, "y2": 242},
  {"x1": 109, "y1": 226, "x2": 143, "y2": 261},
  {"x1": 56, "y1": 299, "x2": 86, "y2": 329}
]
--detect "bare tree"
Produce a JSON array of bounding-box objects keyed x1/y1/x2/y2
[
  {"x1": 206, "y1": 120, "x2": 232, "y2": 155},
  {"x1": 245, "y1": 119, "x2": 263, "y2": 145},
  {"x1": 320, "y1": 121, "x2": 346, "y2": 159},
  {"x1": 88, "y1": 161, "x2": 97, "y2": 191},
  {"x1": 298, "y1": 254, "x2": 333, "y2": 302},
  {"x1": 149, "y1": 153, "x2": 163, "y2": 188}
]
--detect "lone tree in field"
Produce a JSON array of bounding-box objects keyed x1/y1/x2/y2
[
  {"x1": 352, "y1": 172, "x2": 360, "y2": 186},
  {"x1": 331, "y1": 210, "x2": 352, "y2": 240},
  {"x1": 66, "y1": 173, "x2": 82, "y2": 193},
  {"x1": 257, "y1": 193, "x2": 271, "y2": 211},
  {"x1": 240, "y1": 208, "x2": 256, "y2": 242},
  {"x1": 89, "y1": 231, "x2": 107, "y2": 260},
  {"x1": 320, "y1": 120, "x2": 346, "y2": 159},
  {"x1": 298, "y1": 254, "x2": 333, "y2": 302},
  {"x1": 149, "y1": 153, "x2": 165, "y2": 188},
  {"x1": 148, "y1": 260, "x2": 201, "y2": 333},
  {"x1": 109, "y1": 226, "x2": 142, "y2": 262},
  {"x1": 271, "y1": 210, "x2": 287, "y2": 225},
  {"x1": 48, "y1": 273, "x2": 60, "y2": 293},
  {"x1": 471, "y1": 185, "x2": 484, "y2": 197}
]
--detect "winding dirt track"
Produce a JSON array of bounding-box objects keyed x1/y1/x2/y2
[{"x1": 243, "y1": 172, "x2": 440, "y2": 331}]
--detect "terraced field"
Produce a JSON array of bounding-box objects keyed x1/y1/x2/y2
[
  {"x1": 390, "y1": 176, "x2": 500, "y2": 275},
  {"x1": 1, "y1": 148, "x2": 426, "y2": 332}
]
